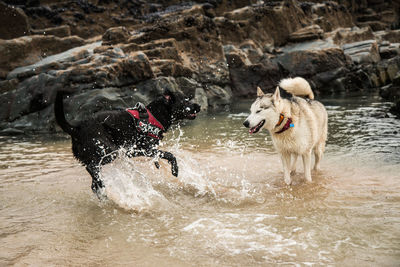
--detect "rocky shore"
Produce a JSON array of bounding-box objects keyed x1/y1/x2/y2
[{"x1": 0, "y1": 0, "x2": 399, "y2": 134}]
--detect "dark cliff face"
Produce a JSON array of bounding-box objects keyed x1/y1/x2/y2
[{"x1": 0, "y1": 0, "x2": 399, "y2": 134}]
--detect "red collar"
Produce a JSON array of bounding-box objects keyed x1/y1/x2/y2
[{"x1": 275, "y1": 114, "x2": 293, "y2": 134}]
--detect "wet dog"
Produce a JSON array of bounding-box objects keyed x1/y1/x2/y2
[
  {"x1": 243, "y1": 77, "x2": 328, "y2": 184},
  {"x1": 55, "y1": 89, "x2": 200, "y2": 196}
]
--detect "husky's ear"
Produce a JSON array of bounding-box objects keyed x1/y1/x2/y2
[
  {"x1": 273, "y1": 86, "x2": 281, "y2": 102},
  {"x1": 257, "y1": 86, "x2": 264, "y2": 97}
]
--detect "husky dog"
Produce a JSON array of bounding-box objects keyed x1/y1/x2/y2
[{"x1": 243, "y1": 77, "x2": 327, "y2": 185}]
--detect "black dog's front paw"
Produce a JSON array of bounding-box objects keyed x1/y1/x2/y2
[
  {"x1": 156, "y1": 150, "x2": 178, "y2": 177},
  {"x1": 171, "y1": 161, "x2": 178, "y2": 177},
  {"x1": 91, "y1": 180, "x2": 106, "y2": 200},
  {"x1": 154, "y1": 161, "x2": 160, "y2": 169}
]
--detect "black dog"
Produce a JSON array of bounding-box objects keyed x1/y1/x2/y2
[{"x1": 55, "y1": 89, "x2": 200, "y2": 196}]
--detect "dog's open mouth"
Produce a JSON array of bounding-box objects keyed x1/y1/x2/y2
[
  {"x1": 186, "y1": 112, "x2": 198, "y2": 120},
  {"x1": 249, "y1": 120, "x2": 265, "y2": 134}
]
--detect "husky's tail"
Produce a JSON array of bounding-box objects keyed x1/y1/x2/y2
[
  {"x1": 279, "y1": 77, "x2": 314, "y2": 100},
  {"x1": 54, "y1": 90, "x2": 78, "y2": 136}
]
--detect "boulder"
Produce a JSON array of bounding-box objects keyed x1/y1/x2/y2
[
  {"x1": 227, "y1": 51, "x2": 283, "y2": 96},
  {"x1": 0, "y1": 73, "x2": 64, "y2": 122},
  {"x1": 102, "y1": 26, "x2": 130, "y2": 45},
  {"x1": 380, "y1": 83, "x2": 400, "y2": 101},
  {"x1": 30, "y1": 25, "x2": 71, "y2": 38},
  {"x1": 275, "y1": 48, "x2": 351, "y2": 77},
  {"x1": 288, "y1": 25, "x2": 324, "y2": 43},
  {"x1": 379, "y1": 42, "x2": 400, "y2": 59},
  {"x1": 216, "y1": 2, "x2": 308, "y2": 47},
  {"x1": 390, "y1": 100, "x2": 400, "y2": 117},
  {"x1": 378, "y1": 30, "x2": 400, "y2": 43},
  {"x1": 0, "y1": 35, "x2": 85, "y2": 79},
  {"x1": 0, "y1": 48, "x2": 154, "y2": 123},
  {"x1": 0, "y1": 2, "x2": 30, "y2": 39},
  {"x1": 386, "y1": 57, "x2": 400, "y2": 81},
  {"x1": 331, "y1": 27, "x2": 374, "y2": 45},
  {"x1": 305, "y1": 2, "x2": 354, "y2": 32},
  {"x1": 204, "y1": 84, "x2": 232, "y2": 109},
  {"x1": 379, "y1": 71, "x2": 400, "y2": 117},
  {"x1": 342, "y1": 40, "x2": 381, "y2": 64}
]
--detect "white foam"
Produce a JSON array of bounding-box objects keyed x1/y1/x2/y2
[
  {"x1": 179, "y1": 214, "x2": 306, "y2": 259},
  {"x1": 100, "y1": 157, "x2": 170, "y2": 211}
]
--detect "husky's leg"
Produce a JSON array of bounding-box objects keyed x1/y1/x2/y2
[
  {"x1": 302, "y1": 150, "x2": 312, "y2": 182},
  {"x1": 290, "y1": 154, "x2": 298, "y2": 174},
  {"x1": 280, "y1": 153, "x2": 292, "y2": 185},
  {"x1": 313, "y1": 142, "x2": 325, "y2": 171}
]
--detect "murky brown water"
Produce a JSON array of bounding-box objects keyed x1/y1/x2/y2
[{"x1": 1, "y1": 95, "x2": 400, "y2": 266}]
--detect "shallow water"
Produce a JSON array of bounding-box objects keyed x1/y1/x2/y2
[{"x1": 1, "y1": 95, "x2": 400, "y2": 266}]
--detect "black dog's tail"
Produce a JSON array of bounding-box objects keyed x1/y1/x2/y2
[{"x1": 54, "y1": 90, "x2": 78, "y2": 136}]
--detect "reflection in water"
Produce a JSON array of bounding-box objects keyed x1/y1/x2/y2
[{"x1": 0, "y1": 95, "x2": 399, "y2": 266}]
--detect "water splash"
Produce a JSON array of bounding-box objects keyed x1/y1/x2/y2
[
  {"x1": 97, "y1": 125, "x2": 267, "y2": 211},
  {"x1": 100, "y1": 155, "x2": 170, "y2": 212}
]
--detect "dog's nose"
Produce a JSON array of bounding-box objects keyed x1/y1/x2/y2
[{"x1": 243, "y1": 120, "x2": 249, "y2": 128}]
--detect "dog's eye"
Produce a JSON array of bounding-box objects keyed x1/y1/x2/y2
[{"x1": 256, "y1": 110, "x2": 262, "y2": 113}]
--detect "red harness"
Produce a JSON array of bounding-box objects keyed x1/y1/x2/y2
[{"x1": 126, "y1": 108, "x2": 165, "y2": 139}]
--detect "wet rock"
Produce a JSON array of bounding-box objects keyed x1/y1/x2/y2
[
  {"x1": 66, "y1": 50, "x2": 155, "y2": 88},
  {"x1": 386, "y1": 57, "x2": 400, "y2": 81},
  {"x1": 0, "y1": 35, "x2": 85, "y2": 79},
  {"x1": 102, "y1": 26, "x2": 130, "y2": 45},
  {"x1": 340, "y1": 68, "x2": 373, "y2": 92},
  {"x1": 0, "y1": 1, "x2": 30, "y2": 39},
  {"x1": 65, "y1": 87, "x2": 137, "y2": 123},
  {"x1": 31, "y1": 25, "x2": 71, "y2": 38},
  {"x1": 380, "y1": 83, "x2": 400, "y2": 101},
  {"x1": 2, "y1": 0, "x2": 400, "y2": 133},
  {"x1": 0, "y1": 47, "x2": 154, "y2": 124},
  {"x1": 227, "y1": 50, "x2": 282, "y2": 96},
  {"x1": 216, "y1": 2, "x2": 308, "y2": 47},
  {"x1": 304, "y1": 1, "x2": 354, "y2": 32},
  {"x1": 150, "y1": 59, "x2": 193, "y2": 78},
  {"x1": 75, "y1": 0, "x2": 106, "y2": 14},
  {"x1": 379, "y1": 71, "x2": 400, "y2": 117},
  {"x1": 312, "y1": 66, "x2": 350, "y2": 92},
  {"x1": 288, "y1": 25, "x2": 324, "y2": 43},
  {"x1": 175, "y1": 77, "x2": 201, "y2": 97},
  {"x1": 342, "y1": 40, "x2": 381, "y2": 64},
  {"x1": 6, "y1": 42, "x2": 98, "y2": 81},
  {"x1": 276, "y1": 48, "x2": 351, "y2": 77},
  {"x1": 378, "y1": 30, "x2": 400, "y2": 43},
  {"x1": 0, "y1": 72, "x2": 61, "y2": 122},
  {"x1": 390, "y1": 100, "x2": 400, "y2": 117},
  {"x1": 194, "y1": 87, "x2": 208, "y2": 111},
  {"x1": 204, "y1": 84, "x2": 232, "y2": 109},
  {"x1": 0, "y1": 79, "x2": 18, "y2": 94},
  {"x1": 0, "y1": 127, "x2": 25, "y2": 135},
  {"x1": 0, "y1": 105, "x2": 56, "y2": 133},
  {"x1": 357, "y1": 21, "x2": 388, "y2": 31},
  {"x1": 331, "y1": 27, "x2": 374, "y2": 45},
  {"x1": 24, "y1": 5, "x2": 58, "y2": 20},
  {"x1": 375, "y1": 56, "x2": 400, "y2": 85},
  {"x1": 379, "y1": 42, "x2": 400, "y2": 59}
]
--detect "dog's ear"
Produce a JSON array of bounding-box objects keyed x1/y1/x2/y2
[
  {"x1": 257, "y1": 86, "x2": 264, "y2": 97},
  {"x1": 273, "y1": 86, "x2": 281, "y2": 102}
]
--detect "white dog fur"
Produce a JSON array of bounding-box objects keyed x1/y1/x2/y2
[{"x1": 243, "y1": 77, "x2": 328, "y2": 185}]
